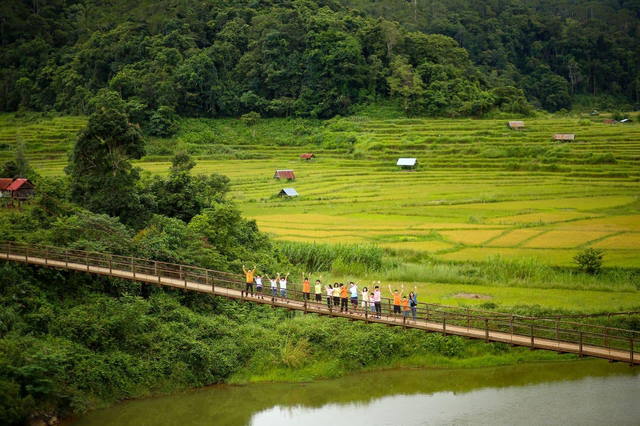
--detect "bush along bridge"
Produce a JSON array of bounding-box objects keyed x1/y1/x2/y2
[{"x1": 1, "y1": 240, "x2": 637, "y2": 366}]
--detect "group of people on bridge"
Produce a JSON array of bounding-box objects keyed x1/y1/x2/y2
[{"x1": 242, "y1": 266, "x2": 420, "y2": 322}]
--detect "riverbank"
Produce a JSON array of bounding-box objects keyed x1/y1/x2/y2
[{"x1": 62, "y1": 360, "x2": 640, "y2": 426}]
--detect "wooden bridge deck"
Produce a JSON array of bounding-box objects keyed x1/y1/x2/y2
[{"x1": 1, "y1": 243, "x2": 638, "y2": 366}]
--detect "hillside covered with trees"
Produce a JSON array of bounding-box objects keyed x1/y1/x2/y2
[
  {"x1": 343, "y1": 0, "x2": 640, "y2": 111},
  {"x1": 0, "y1": 0, "x2": 552, "y2": 136}
]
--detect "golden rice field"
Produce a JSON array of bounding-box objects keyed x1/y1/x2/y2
[{"x1": 3, "y1": 112, "x2": 640, "y2": 268}]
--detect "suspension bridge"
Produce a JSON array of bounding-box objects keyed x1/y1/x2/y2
[{"x1": 1, "y1": 240, "x2": 637, "y2": 366}]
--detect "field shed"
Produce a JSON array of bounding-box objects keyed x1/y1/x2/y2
[
  {"x1": 604, "y1": 119, "x2": 617, "y2": 124},
  {"x1": 274, "y1": 169, "x2": 296, "y2": 180},
  {"x1": 590, "y1": 110, "x2": 599, "y2": 116},
  {"x1": 278, "y1": 188, "x2": 298, "y2": 197},
  {"x1": 553, "y1": 134, "x2": 575, "y2": 141},
  {"x1": 397, "y1": 158, "x2": 418, "y2": 169},
  {"x1": 7, "y1": 178, "x2": 35, "y2": 200},
  {"x1": 300, "y1": 153, "x2": 316, "y2": 160},
  {"x1": 508, "y1": 121, "x2": 525, "y2": 130},
  {"x1": 620, "y1": 118, "x2": 631, "y2": 123}
]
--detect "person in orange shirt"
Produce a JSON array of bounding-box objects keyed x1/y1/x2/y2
[
  {"x1": 242, "y1": 264, "x2": 256, "y2": 297},
  {"x1": 388, "y1": 284, "x2": 404, "y2": 316},
  {"x1": 301, "y1": 272, "x2": 311, "y2": 301},
  {"x1": 339, "y1": 283, "x2": 349, "y2": 312},
  {"x1": 401, "y1": 295, "x2": 410, "y2": 319}
]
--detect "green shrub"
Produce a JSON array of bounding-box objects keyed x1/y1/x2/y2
[{"x1": 574, "y1": 248, "x2": 604, "y2": 274}]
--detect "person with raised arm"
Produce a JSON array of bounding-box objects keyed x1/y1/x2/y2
[
  {"x1": 266, "y1": 273, "x2": 279, "y2": 300},
  {"x1": 388, "y1": 284, "x2": 404, "y2": 317},
  {"x1": 408, "y1": 286, "x2": 418, "y2": 323},
  {"x1": 373, "y1": 281, "x2": 382, "y2": 318},
  {"x1": 279, "y1": 272, "x2": 290, "y2": 301},
  {"x1": 325, "y1": 283, "x2": 334, "y2": 308},
  {"x1": 242, "y1": 264, "x2": 256, "y2": 297},
  {"x1": 361, "y1": 285, "x2": 369, "y2": 312},
  {"x1": 333, "y1": 283, "x2": 340, "y2": 309},
  {"x1": 302, "y1": 272, "x2": 311, "y2": 301},
  {"x1": 349, "y1": 280, "x2": 361, "y2": 313}
]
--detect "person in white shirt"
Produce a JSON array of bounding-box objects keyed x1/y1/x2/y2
[
  {"x1": 255, "y1": 275, "x2": 263, "y2": 299},
  {"x1": 349, "y1": 281, "x2": 360, "y2": 312},
  {"x1": 266, "y1": 273, "x2": 278, "y2": 299},
  {"x1": 279, "y1": 272, "x2": 290, "y2": 300},
  {"x1": 326, "y1": 284, "x2": 334, "y2": 308}
]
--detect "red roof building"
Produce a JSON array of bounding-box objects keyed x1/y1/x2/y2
[
  {"x1": 6, "y1": 178, "x2": 35, "y2": 200},
  {"x1": 0, "y1": 178, "x2": 12, "y2": 190},
  {"x1": 274, "y1": 170, "x2": 296, "y2": 180},
  {"x1": 300, "y1": 153, "x2": 315, "y2": 160}
]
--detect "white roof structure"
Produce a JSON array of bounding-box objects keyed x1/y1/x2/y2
[
  {"x1": 279, "y1": 188, "x2": 299, "y2": 197},
  {"x1": 397, "y1": 158, "x2": 418, "y2": 166},
  {"x1": 620, "y1": 119, "x2": 630, "y2": 123}
]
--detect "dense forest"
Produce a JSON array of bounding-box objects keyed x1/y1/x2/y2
[
  {"x1": 2, "y1": 0, "x2": 639, "y2": 134},
  {"x1": 8, "y1": 0, "x2": 634, "y2": 136},
  {"x1": 343, "y1": 0, "x2": 640, "y2": 109}
]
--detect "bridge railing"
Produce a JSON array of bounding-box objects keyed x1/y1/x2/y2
[{"x1": 1, "y1": 239, "x2": 637, "y2": 362}]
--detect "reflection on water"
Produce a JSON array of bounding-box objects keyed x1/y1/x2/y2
[{"x1": 65, "y1": 360, "x2": 640, "y2": 426}]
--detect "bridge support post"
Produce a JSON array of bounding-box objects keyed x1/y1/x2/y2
[
  {"x1": 426, "y1": 304, "x2": 429, "y2": 322},
  {"x1": 579, "y1": 332, "x2": 583, "y2": 358},
  {"x1": 131, "y1": 256, "x2": 135, "y2": 279},
  {"x1": 86, "y1": 252, "x2": 89, "y2": 272},
  {"x1": 304, "y1": 300, "x2": 307, "y2": 314},
  {"x1": 530, "y1": 324, "x2": 534, "y2": 350},
  {"x1": 467, "y1": 309, "x2": 470, "y2": 329},
  {"x1": 45, "y1": 247, "x2": 48, "y2": 267},
  {"x1": 442, "y1": 312, "x2": 446, "y2": 336},
  {"x1": 65, "y1": 249, "x2": 69, "y2": 269},
  {"x1": 510, "y1": 316, "x2": 514, "y2": 346},
  {"x1": 485, "y1": 319, "x2": 489, "y2": 343},
  {"x1": 604, "y1": 327, "x2": 608, "y2": 347},
  {"x1": 26, "y1": 244, "x2": 29, "y2": 262},
  {"x1": 109, "y1": 255, "x2": 112, "y2": 274},
  {"x1": 365, "y1": 305, "x2": 368, "y2": 324},
  {"x1": 631, "y1": 339, "x2": 635, "y2": 367},
  {"x1": 403, "y1": 315, "x2": 406, "y2": 329}
]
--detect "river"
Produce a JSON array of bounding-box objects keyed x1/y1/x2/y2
[{"x1": 65, "y1": 360, "x2": 639, "y2": 426}]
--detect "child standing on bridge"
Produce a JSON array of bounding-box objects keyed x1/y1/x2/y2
[
  {"x1": 242, "y1": 264, "x2": 256, "y2": 297},
  {"x1": 361, "y1": 286, "x2": 369, "y2": 311}
]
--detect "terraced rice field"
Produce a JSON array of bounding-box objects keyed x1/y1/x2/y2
[{"x1": 3, "y1": 113, "x2": 639, "y2": 268}]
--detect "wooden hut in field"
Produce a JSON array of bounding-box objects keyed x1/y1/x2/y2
[
  {"x1": 274, "y1": 169, "x2": 296, "y2": 180},
  {"x1": 278, "y1": 188, "x2": 298, "y2": 198},
  {"x1": 397, "y1": 158, "x2": 418, "y2": 169},
  {"x1": 7, "y1": 178, "x2": 35, "y2": 200},
  {"x1": 508, "y1": 121, "x2": 525, "y2": 130},
  {"x1": 300, "y1": 153, "x2": 316, "y2": 161},
  {"x1": 553, "y1": 134, "x2": 575, "y2": 141}
]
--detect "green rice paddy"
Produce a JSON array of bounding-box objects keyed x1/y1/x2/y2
[{"x1": 3, "y1": 112, "x2": 639, "y2": 272}]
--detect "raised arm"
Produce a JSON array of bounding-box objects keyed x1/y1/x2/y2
[
  {"x1": 265, "y1": 274, "x2": 271, "y2": 280},
  {"x1": 242, "y1": 265, "x2": 248, "y2": 275},
  {"x1": 400, "y1": 285, "x2": 404, "y2": 296}
]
